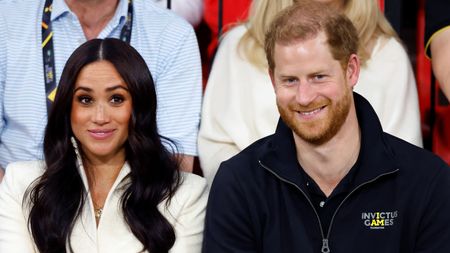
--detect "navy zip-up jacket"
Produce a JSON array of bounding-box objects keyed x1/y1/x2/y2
[{"x1": 203, "y1": 93, "x2": 450, "y2": 253}]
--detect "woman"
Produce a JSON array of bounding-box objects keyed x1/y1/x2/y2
[
  {"x1": 0, "y1": 38, "x2": 207, "y2": 253},
  {"x1": 198, "y1": 0, "x2": 422, "y2": 185}
]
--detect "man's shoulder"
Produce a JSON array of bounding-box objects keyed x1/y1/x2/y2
[
  {"x1": 131, "y1": 0, "x2": 196, "y2": 58},
  {"x1": 384, "y1": 133, "x2": 450, "y2": 177},
  {"x1": 0, "y1": 0, "x2": 42, "y2": 18},
  {"x1": 216, "y1": 135, "x2": 274, "y2": 181},
  {"x1": 133, "y1": 0, "x2": 193, "y2": 34},
  {"x1": 0, "y1": 0, "x2": 42, "y2": 44}
]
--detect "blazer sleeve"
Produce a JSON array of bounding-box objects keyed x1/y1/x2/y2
[
  {"x1": 0, "y1": 163, "x2": 37, "y2": 253},
  {"x1": 169, "y1": 174, "x2": 209, "y2": 253}
]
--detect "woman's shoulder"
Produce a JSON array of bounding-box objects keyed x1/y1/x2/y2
[
  {"x1": 371, "y1": 36, "x2": 409, "y2": 61},
  {"x1": 1, "y1": 161, "x2": 46, "y2": 201},
  {"x1": 177, "y1": 172, "x2": 209, "y2": 200},
  {"x1": 160, "y1": 173, "x2": 208, "y2": 216},
  {"x1": 224, "y1": 24, "x2": 248, "y2": 39},
  {"x1": 4, "y1": 160, "x2": 45, "y2": 183},
  {"x1": 219, "y1": 24, "x2": 248, "y2": 48}
]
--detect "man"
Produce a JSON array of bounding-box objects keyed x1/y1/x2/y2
[
  {"x1": 425, "y1": 0, "x2": 450, "y2": 100},
  {"x1": 202, "y1": 1, "x2": 450, "y2": 252},
  {"x1": 0, "y1": 0, "x2": 202, "y2": 181}
]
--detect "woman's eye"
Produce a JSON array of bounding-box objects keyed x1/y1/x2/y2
[
  {"x1": 110, "y1": 95, "x2": 125, "y2": 104},
  {"x1": 77, "y1": 96, "x2": 92, "y2": 105}
]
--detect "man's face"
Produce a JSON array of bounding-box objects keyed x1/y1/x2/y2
[{"x1": 270, "y1": 32, "x2": 358, "y2": 145}]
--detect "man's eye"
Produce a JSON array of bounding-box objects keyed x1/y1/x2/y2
[
  {"x1": 314, "y1": 74, "x2": 326, "y2": 80},
  {"x1": 284, "y1": 78, "x2": 297, "y2": 84}
]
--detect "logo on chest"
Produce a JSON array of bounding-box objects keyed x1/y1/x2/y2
[{"x1": 361, "y1": 211, "x2": 398, "y2": 229}]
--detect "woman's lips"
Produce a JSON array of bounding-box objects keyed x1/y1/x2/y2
[{"x1": 88, "y1": 129, "x2": 115, "y2": 140}]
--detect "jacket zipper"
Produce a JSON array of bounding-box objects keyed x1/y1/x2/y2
[
  {"x1": 259, "y1": 161, "x2": 327, "y2": 251},
  {"x1": 259, "y1": 160, "x2": 398, "y2": 253}
]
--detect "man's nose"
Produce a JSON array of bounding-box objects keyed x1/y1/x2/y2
[{"x1": 295, "y1": 82, "x2": 316, "y2": 106}]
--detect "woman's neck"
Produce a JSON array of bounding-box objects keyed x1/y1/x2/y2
[
  {"x1": 83, "y1": 156, "x2": 125, "y2": 222},
  {"x1": 83, "y1": 150, "x2": 125, "y2": 184}
]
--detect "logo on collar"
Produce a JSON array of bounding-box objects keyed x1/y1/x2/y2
[{"x1": 361, "y1": 211, "x2": 398, "y2": 229}]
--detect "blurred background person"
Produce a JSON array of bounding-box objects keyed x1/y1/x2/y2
[
  {"x1": 202, "y1": 0, "x2": 252, "y2": 62},
  {"x1": 198, "y1": 0, "x2": 422, "y2": 185},
  {"x1": 425, "y1": 0, "x2": 450, "y2": 100},
  {"x1": 0, "y1": 0, "x2": 202, "y2": 182},
  {"x1": 0, "y1": 39, "x2": 207, "y2": 253},
  {"x1": 154, "y1": 0, "x2": 204, "y2": 27}
]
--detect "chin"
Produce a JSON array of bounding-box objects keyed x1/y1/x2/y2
[{"x1": 83, "y1": 144, "x2": 119, "y2": 158}]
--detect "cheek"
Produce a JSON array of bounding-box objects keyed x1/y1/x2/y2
[
  {"x1": 276, "y1": 89, "x2": 295, "y2": 105},
  {"x1": 117, "y1": 104, "x2": 133, "y2": 129},
  {"x1": 70, "y1": 103, "x2": 89, "y2": 132}
]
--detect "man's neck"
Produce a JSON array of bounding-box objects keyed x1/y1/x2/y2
[
  {"x1": 294, "y1": 106, "x2": 361, "y2": 197},
  {"x1": 65, "y1": 0, "x2": 120, "y2": 40}
]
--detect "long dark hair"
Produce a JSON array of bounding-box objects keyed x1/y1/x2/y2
[{"x1": 26, "y1": 38, "x2": 181, "y2": 253}]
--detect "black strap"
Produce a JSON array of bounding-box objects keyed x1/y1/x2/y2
[
  {"x1": 218, "y1": 0, "x2": 223, "y2": 38},
  {"x1": 426, "y1": 73, "x2": 436, "y2": 150},
  {"x1": 167, "y1": 0, "x2": 171, "y2": 9},
  {"x1": 41, "y1": 0, "x2": 133, "y2": 114}
]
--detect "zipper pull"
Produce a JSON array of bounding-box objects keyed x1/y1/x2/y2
[{"x1": 321, "y1": 238, "x2": 330, "y2": 253}]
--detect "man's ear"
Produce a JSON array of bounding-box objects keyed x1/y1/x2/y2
[
  {"x1": 269, "y1": 68, "x2": 276, "y2": 89},
  {"x1": 346, "y1": 54, "x2": 360, "y2": 88}
]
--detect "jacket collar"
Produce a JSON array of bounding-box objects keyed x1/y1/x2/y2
[{"x1": 258, "y1": 93, "x2": 398, "y2": 190}]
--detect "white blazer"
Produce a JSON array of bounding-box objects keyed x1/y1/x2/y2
[{"x1": 0, "y1": 160, "x2": 208, "y2": 253}]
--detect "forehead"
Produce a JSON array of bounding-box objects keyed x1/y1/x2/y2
[
  {"x1": 273, "y1": 32, "x2": 339, "y2": 74},
  {"x1": 75, "y1": 60, "x2": 127, "y2": 88}
]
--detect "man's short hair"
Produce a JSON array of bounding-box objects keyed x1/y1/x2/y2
[{"x1": 264, "y1": 0, "x2": 359, "y2": 71}]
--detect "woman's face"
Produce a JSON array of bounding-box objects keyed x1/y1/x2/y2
[{"x1": 71, "y1": 60, "x2": 132, "y2": 162}]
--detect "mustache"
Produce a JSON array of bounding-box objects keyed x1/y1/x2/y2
[{"x1": 287, "y1": 98, "x2": 331, "y2": 112}]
